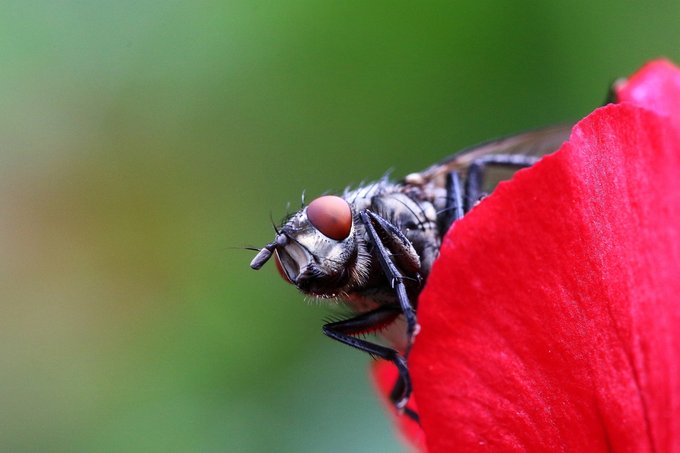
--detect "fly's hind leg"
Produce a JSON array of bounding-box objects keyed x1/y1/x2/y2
[
  {"x1": 322, "y1": 304, "x2": 418, "y2": 421},
  {"x1": 463, "y1": 154, "x2": 540, "y2": 212}
]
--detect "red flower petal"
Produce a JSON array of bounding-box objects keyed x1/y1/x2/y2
[
  {"x1": 616, "y1": 59, "x2": 680, "y2": 130},
  {"x1": 374, "y1": 60, "x2": 680, "y2": 452}
]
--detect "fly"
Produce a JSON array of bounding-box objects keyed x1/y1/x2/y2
[{"x1": 250, "y1": 123, "x2": 572, "y2": 421}]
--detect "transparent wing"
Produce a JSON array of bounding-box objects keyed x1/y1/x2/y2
[{"x1": 411, "y1": 123, "x2": 573, "y2": 184}]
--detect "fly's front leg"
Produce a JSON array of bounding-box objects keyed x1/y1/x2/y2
[
  {"x1": 322, "y1": 304, "x2": 416, "y2": 418},
  {"x1": 356, "y1": 210, "x2": 422, "y2": 413},
  {"x1": 464, "y1": 154, "x2": 540, "y2": 212},
  {"x1": 359, "y1": 210, "x2": 421, "y2": 356}
]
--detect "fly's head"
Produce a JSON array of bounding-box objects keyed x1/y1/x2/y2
[{"x1": 250, "y1": 195, "x2": 362, "y2": 299}]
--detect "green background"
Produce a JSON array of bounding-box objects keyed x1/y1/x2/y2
[{"x1": 2, "y1": 1, "x2": 679, "y2": 452}]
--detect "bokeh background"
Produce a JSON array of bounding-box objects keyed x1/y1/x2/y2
[{"x1": 2, "y1": 1, "x2": 680, "y2": 452}]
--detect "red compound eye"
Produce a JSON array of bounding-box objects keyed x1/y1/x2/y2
[{"x1": 306, "y1": 195, "x2": 352, "y2": 240}]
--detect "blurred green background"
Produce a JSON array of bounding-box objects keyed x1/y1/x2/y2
[{"x1": 2, "y1": 1, "x2": 679, "y2": 452}]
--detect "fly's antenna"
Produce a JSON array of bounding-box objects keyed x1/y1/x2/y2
[{"x1": 250, "y1": 234, "x2": 288, "y2": 270}]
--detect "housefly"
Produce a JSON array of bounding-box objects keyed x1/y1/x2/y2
[{"x1": 250, "y1": 124, "x2": 572, "y2": 420}]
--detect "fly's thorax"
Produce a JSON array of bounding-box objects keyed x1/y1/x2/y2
[
  {"x1": 345, "y1": 181, "x2": 444, "y2": 279},
  {"x1": 375, "y1": 188, "x2": 442, "y2": 277}
]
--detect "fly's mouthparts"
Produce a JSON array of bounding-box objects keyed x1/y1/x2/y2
[{"x1": 250, "y1": 234, "x2": 288, "y2": 270}]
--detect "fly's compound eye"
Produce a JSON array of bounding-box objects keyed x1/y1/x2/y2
[{"x1": 306, "y1": 195, "x2": 352, "y2": 241}]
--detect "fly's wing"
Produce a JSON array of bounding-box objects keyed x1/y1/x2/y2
[{"x1": 408, "y1": 123, "x2": 573, "y2": 190}]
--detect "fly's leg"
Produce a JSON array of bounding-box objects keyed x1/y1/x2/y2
[
  {"x1": 322, "y1": 304, "x2": 418, "y2": 420},
  {"x1": 389, "y1": 373, "x2": 420, "y2": 423},
  {"x1": 359, "y1": 211, "x2": 421, "y2": 356},
  {"x1": 357, "y1": 210, "x2": 423, "y2": 414},
  {"x1": 604, "y1": 78, "x2": 626, "y2": 105},
  {"x1": 440, "y1": 170, "x2": 464, "y2": 233},
  {"x1": 464, "y1": 154, "x2": 540, "y2": 212}
]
